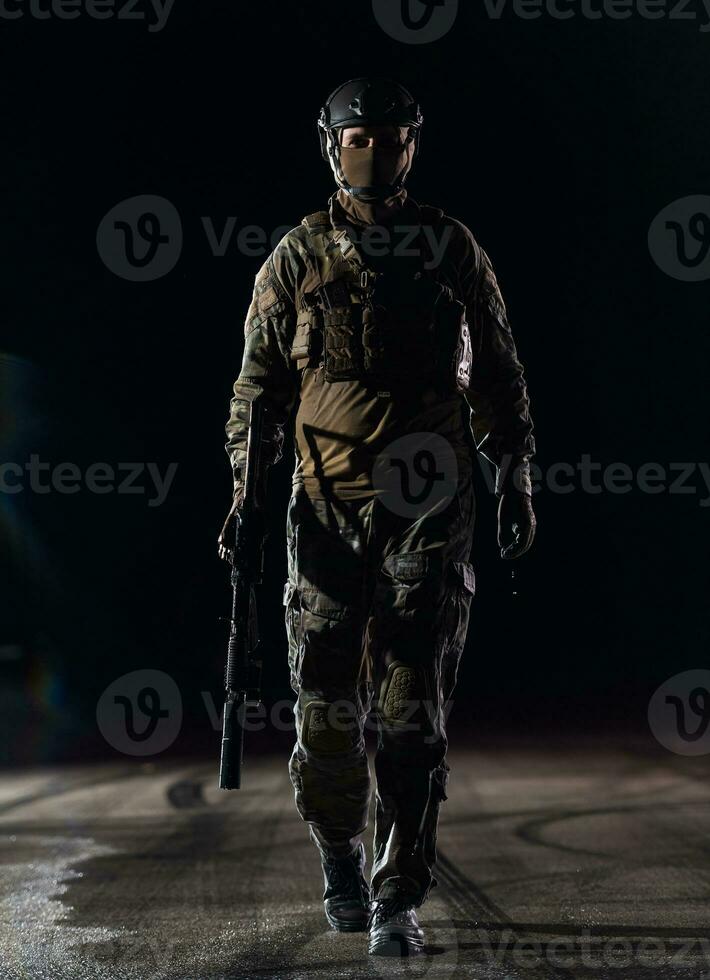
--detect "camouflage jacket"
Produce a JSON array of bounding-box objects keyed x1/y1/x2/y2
[{"x1": 225, "y1": 193, "x2": 535, "y2": 497}]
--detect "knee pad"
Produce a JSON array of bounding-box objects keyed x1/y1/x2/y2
[
  {"x1": 301, "y1": 699, "x2": 357, "y2": 755},
  {"x1": 378, "y1": 661, "x2": 428, "y2": 726}
]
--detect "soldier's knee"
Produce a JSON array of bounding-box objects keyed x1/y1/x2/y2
[
  {"x1": 379, "y1": 662, "x2": 425, "y2": 723},
  {"x1": 376, "y1": 661, "x2": 440, "y2": 738},
  {"x1": 299, "y1": 697, "x2": 363, "y2": 758}
]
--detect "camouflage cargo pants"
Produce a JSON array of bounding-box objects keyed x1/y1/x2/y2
[{"x1": 283, "y1": 479, "x2": 476, "y2": 906}]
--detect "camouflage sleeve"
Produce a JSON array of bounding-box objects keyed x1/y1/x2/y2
[
  {"x1": 455, "y1": 226, "x2": 535, "y2": 495},
  {"x1": 225, "y1": 253, "x2": 299, "y2": 491}
]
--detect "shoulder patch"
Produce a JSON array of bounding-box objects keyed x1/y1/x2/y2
[
  {"x1": 243, "y1": 259, "x2": 289, "y2": 336},
  {"x1": 256, "y1": 282, "x2": 279, "y2": 314},
  {"x1": 256, "y1": 257, "x2": 289, "y2": 306}
]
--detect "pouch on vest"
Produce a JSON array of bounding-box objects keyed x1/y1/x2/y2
[
  {"x1": 290, "y1": 311, "x2": 322, "y2": 370},
  {"x1": 323, "y1": 305, "x2": 364, "y2": 381},
  {"x1": 307, "y1": 278, "x2": 366, "y2": 381}
]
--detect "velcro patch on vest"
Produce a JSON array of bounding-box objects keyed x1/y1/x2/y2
[{"x1": 256, "y1": 283, "x2": 279, "y2": 314}]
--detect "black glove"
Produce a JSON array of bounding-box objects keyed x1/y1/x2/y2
[
  {"x1": 217, "y1": 484, "x2": 244, "y2": 563},
  {"x1": 497, "y1": 492, "x2": 536, "y2": 560}
]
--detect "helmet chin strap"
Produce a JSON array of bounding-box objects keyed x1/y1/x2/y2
[
  {"x1": 345, "y1": 172, "x2": 407, "y2": 201},
  {"x1": 347, "y1": 185, "x2": 399, "y2": 201}
]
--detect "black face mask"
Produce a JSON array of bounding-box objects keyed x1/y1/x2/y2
[{"x1": 338, "y1": 144, "x2": 413, "y2": 200}]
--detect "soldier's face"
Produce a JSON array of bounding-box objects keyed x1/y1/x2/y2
[
  {"x1": 336, "y1": 125, "x2": 416, "y2": 197},
  {"x1": 339, "y1": 125, "x2": 411, "y2": 149}
]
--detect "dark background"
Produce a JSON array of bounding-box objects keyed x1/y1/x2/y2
[{"x1": 1, "y1": 1, "x2": 708, "y2": 764}]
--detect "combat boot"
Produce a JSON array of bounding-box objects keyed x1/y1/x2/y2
[
  {"x1": 321, "y1": 843, "x2": 369, "y2": 932},
  {"x1": 367, "y1": 892, "x2": 425, "y2": 956}
]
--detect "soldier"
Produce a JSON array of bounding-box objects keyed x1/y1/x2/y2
[{"x1": 222, "y1": 78, "x2": 535, "y2": 957}]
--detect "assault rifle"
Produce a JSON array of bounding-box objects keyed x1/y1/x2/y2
[{"x1": 218, "y1": 399, "x2": 266, "y2": 789}]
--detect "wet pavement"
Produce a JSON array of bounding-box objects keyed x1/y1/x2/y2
[{"x1": 1, "y1": 740, "x2": 709, "y2": 980}]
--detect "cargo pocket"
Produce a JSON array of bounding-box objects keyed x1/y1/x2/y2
[
  {"x1": 441, "y1": 560, "x2": 476, "y2": 699},
  {"x1": 380, "y1": 552, "x2": 434, "y2": 620},
  {"x1": 299, "y1": 589, "x2": 353, "y2": 629},
  {"x1": 449, "y1": 560, "x2": 475, "y2": 650},
  {"x1": 283, "y1": 581, "x2": 303, "y2": 690},
  {"x1": 423, "y1": 761, "x2": 452, "y2": 884},
  {"x1": 297, "y1": 589, "x2": 361, "y2": 694}
]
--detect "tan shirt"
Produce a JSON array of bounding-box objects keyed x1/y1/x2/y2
[
  {"x1": 288, "y1": 191, "x2": 474, "y2": 498},
  {"x1": 293, "y1": 368, "x2": 473, "y2": 499}
]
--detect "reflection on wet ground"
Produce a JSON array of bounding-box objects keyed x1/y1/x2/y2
[{"x1": 1, "y1": 742, "x2": 709, "y2": 979}]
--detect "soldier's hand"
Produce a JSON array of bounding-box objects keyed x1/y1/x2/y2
[
  {"x1": 497, "y1": 492, "x2": 536, "y2": 560},
  {"x1": 217, "y1": 485, "x2": 244, "y2": 563}
]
